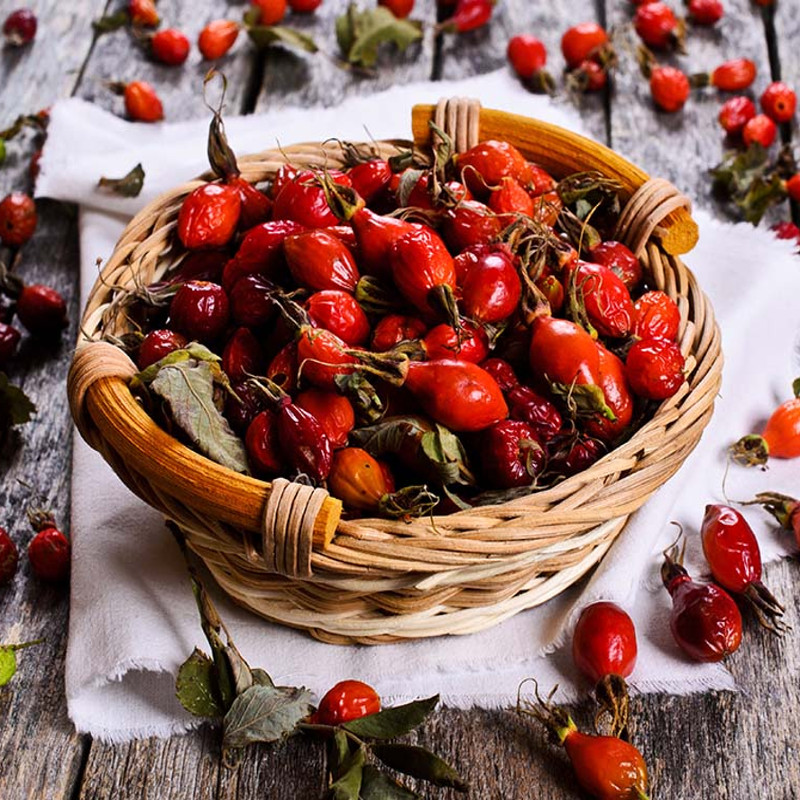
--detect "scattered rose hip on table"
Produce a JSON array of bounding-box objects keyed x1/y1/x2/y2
[
  {"x1": 438, "y1": 0, "x2": 495, "y2": 33},
  {"x1": 3, "y1": 8, "x2": 37, "y2": 46},
  {"x1": 572, "y1": 601, "x2": 638, "y2": 739},
  {"x1": 747, "y1": 492, "x2": 800, "y2": 548},
  {"x1": 701, "y1": 504, "x2": 786, "y2": 633},
  {"x1": 0, "y1": 192, "x2": 37, "y2": 247},
  {"x1": 27, "y1": 511, "x2": 70, "y2": 583},
  {"x1": 650, "y1": 65, "x2": 690, "y2": 112},
  {"x1": 251, "y1": 0, "x2": 288, "y2": 26},
  {"x1": 198, "y1": 20, "x2": 240, "y2": 60},
  {"x1": 731, "y1": 379, "x2": 800, "y2": 465},
  {"x1": 661, "y1": 537, "x2": 742, "y2": 662},
  {"x1": 688, "y1": 0, "x2": 723, "y2": 25},
  {"x1": 0, "y1": 527, "x2": 19, "y2": 585},
  {"x1": 311, "y1": 679, "x2": 381, "y2": 725},
  {"x1": 718, "y1": 95, "x2": 756, "y2": 135},
  {"x1": 0, "y1": 322, "x2": 21, "y2": 364},
  {"x1": 742, "y1": 113, "x2": 776, "y2": 147},
  {"x1": 760, "y1": 81, "x2": 797, "y2": 123},
  {"x1": 706, "y1": 58, "x2": 757, "y2": 91},
  {"x1": 378, "y1": 0, "x2": 414, "y2": 18},
  {"x1": 16, "y1": 284, "x2": 68, "y2": 337},
  {"x1": 121, "y1": 80, "x2": 164, "y2": 123},
  {"x1": 785, "y1": 174, "x2": 800, "y2": 203},
  {"x1": 129, "y1": 0, "x2": 159, "y2": 27},
  {"x1": 634, "y1": 2, "x2": 683, "y2": 50},
  {"x1": 150, "y1": 28, "x2": 191, "y2": 66}
]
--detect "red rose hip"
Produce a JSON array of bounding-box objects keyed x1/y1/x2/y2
[
  {"x1": 313, "y1": 680, "x2": 381, "y2": 726},
  {"x1": 0, "y1": 192, "x2": 37, "y2": 247},
  {"x1": 169, "y1": 281, "x2": 230, "y2": 342}
]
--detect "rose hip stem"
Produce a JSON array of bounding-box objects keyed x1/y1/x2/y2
[{"x1": 744, "y1": 492, "x2": 800, "y2": 547}]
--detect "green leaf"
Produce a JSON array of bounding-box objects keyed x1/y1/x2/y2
[
  {"x1": 326, "y1": 745, "x2": 365, "y2": 800},
  {"x1": 225, "y1": 643, "x2": 254, "y2": 696},
  {"x1": 360, "y1": 765, "x2": 420, "y2": 799},
  {"x1": 247, "y1": 25, "x2": 318, "y2": 53},
  {"x1": 149, "y1": 360, "x2": 248, "y2": 473},
  {"x1": 98, "y1": 163, "x2": 145, "y2": 198},
  {"x1": 336, "y1": 5, "x2": 422, "y2": 69},
  {"x1": 0, "y1": 648, "x2": 17, "y2": 687},
  {"x1": 223, "y1": 683, "x2": 313, "y2": 750},
  {"x1": 372, "y1": 744, "x2": 468, "y2": 791},
  {"x1": 0, "y1": 372, "x2": 36, "y2": 429},
  {"x1": 134, "y1": 344, "x2": 220, "y2": 386},
  {"x1": 93, "y1": 10, "x2": 130, "y2": 34},
  {"x1": 342, "y1": 695, "x2": 438, "y2": 740},
  {"x1": 175, "y1": 648, "x2": 225, "y2": 718}
]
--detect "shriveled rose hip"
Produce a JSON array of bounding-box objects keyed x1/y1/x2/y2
[
  {"x1": 0, "y1": 192, "x2": 37, "y2": 247},
  {"x1": 3, "y1": 8, "x2": 37, "y2": 45}
]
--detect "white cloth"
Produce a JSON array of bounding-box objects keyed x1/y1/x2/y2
[{"x1": 38, "y1": 70, "x2": 800, "y2": 743}]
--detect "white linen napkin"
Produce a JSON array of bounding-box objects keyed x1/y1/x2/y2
[{"x1": 38, "y1": 70, "x2": 800, "y2": 743}]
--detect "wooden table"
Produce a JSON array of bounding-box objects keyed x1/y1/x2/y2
[{"x1": 1, "y1": 1, "x2": 798, "y2": 797}]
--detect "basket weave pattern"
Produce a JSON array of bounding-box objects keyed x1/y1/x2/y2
[{"x1": 68, "y1": 100, "x2": 722, "y2": 644}]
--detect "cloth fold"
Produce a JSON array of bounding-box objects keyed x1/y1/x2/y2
[{"x1": 39, "y1": 70, "x2": 800, "y2": 743}]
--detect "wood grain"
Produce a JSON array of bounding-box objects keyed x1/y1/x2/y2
[
  {"x1": 437, "y1": 0, "x2": 609, "y2": 146},
  {"x1": 76, "y1": 1, "x2": 256, "y2": 118},
  {"x1": 606, "y1": 0, "x2": 771, "y2": 217},
  {"x1": 254, "y1": 0, "x2": 437, "y2": 112}
]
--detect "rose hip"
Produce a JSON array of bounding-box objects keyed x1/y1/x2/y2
[
  {"x1": 589, "y1": 241, "x2": 641, "y2": 290},
  {"x1": 688, "y1": 0, "x2": 723, "y2": 25},
  {"x1": 633, "y1": 291, "x2": 681, "y2": 340},
  {"x1": 3, "y1": 8, "x2": 37, "y2": 46},
  {"x1": 661, "y1": 538, "x2": 742, "y2": 662},
  {"x1": 378, "y1": 0, "x2": 414, "y2": 18},
  {"x1": 710, "y1": 58, "x2": 757, "y2": 91},
  {"x1": 561, "y1": 22, "x2": 609, "y2": 70},
  {"x1": 701, "y1": 504, "x2": 786, "y2": 633},
  {"x1": 169, "y1": 281, "x2": 230, "y2": 343},
  {"x1": 198, "y1": 20, "x2": 240, "y2": 60},
  {"x1": 760, "y1": 81, "x2": 797, "y2": 124},
  {"x1": 742, "y1": 114, "x2": 777, "y2": 148},
  {"x1": 731, "y1": 382, "x2": 800, "y2": 466},
  {"x1": 137, "y1": 329, "x2": 188, "y2": 369},
  {"x1": 718, "y1": 96, "x2": 757, "y2": 135},
  {"x1": 123, "y1": 81, "x2": 164, "y2": 123},
  {"x1": 151, "y1": 28, "x2": 191, "y2": 66},
  {"x1": 129, "y1": 0, "x2": 159, "y2": 26},
  {"x1": 312, "y1": 680, "x2": 381, "y2": 726},
  {"x1": 572, "y1": 601, "x2": 637, "y2": 739},
  {"x1": 0, "y1": 192, "x2": 37, "y2": 247},
  {"x1": 634, "y1": 2, "x2": 682, "y2": 50},
  {"x1": 27, "y1": 511, "x2": 70, "y2": 582},
  {"x1": 0, "y1": 527, "x2": 19, "y2": 585},
  {"x1": 481, "y1": 420, "x2": 544, "y2": 489},
  {"x1": 16, "y1": 284, "x2": 68, "y2": 337},
  {"x1": 461, "y1": 248, "x2": 522, "y2": 324},
  {"x1": 0, "y1": 322, "x2": 21, "y2": 364},
  {"x1": 650, "y1": 66, "x2": 690, "y2": 113},
  {"x1": 251, "y1": 0, "x2": 288, "y2": 25},
  {"x1": 746, "y1": 492, "x2": 800, "y2": 548},
  {"x1": 178, "y1": 184, "x2": 242, "y2": 250},
  {"x1": 625, "y1": 338, "x2": 685, "y2": 400},
  {"x1": 228, "y1": 275, "x2": 275, "y2": 328},
  {"x1": 296, "y1": 389, "x2": 355, "y2": 448},
  {"x1": 245, "y1": 410, "x2": 283, "y2": 475},
  {"x1": 507, "y1": 35, "x2": 548, "y2": 80}
]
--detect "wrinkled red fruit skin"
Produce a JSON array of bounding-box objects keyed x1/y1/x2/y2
[
  {"x1": 423, "y1": 322, "x2": 489, "y2": 364},
  {"x1": 481, "y1": 419, "x2": 544, "y2": 488},
  {"x1": 137, "y1": 329, "x2": 188, "y2": 370},
  {"x1": 507, "y1": 385, "x2": 562, "y2": 442},
  {"x1": 228, "y1": 274, "x2": 275, "y2": 328},
  {"x1": 226, "y1": 379, "x2": 269, "y2": 435},
  {"x1": 0, "y1": 527, "x2": 19, "y2": 585},
  {"x1": 371, "y1": 314, "x2": 427, "y2": 352},
  {"x1": 588, "y1": 241, "x2": 641, "y2": 291},
  {"x1": 0, "y1": 192, "x2": 37, "y2": 247},
  {"x1": 273, "y1": 171, "x2": 350, "y2": 228},
  {"x1": 0, "y1": 322, "x2": 22, "y2": 363},
  {"x1": 245, "y1": 410, "x2": 283, "y2": 475},
  {"x1": 28, "y1": 527, "x2": 71, "y2": 582},
  {"x1": 306, "y1": 290, "x2": 370, "y2": 347},
  {"x1": 633, "y1": 291, "x2": 680, "y2": 340},
  {"x1": 666, "y1": 573, "x2": 742, "y2": 662},
  {"x1": 296, "y1": 388, "x2": 355, "y2": 449},
  {"x1": 568, "y1": 261, "x2": 634, "y2": 338},
  {"x1": 572, "y1": 601, "x2": 638, "y2": 683},
  {"x1": 701, "y1": 504, "x2": 762, "y2": 593},
  {"x1": 625, "y1": 337, "x2": 685, "y2": 400},
  {"x1": 311, "y1": 680, "x2": 381, "y2": 726},
  {"x1": 441, "y1": 201, "x2": 503, "y2": 252},
  {"x1": 284, "y1": 230, "x2": 360, "y2": 292},
  {"x1": 404, "y1": 359, "x2": 508, "y2": 432},
  {"x1": 169, "y1": 280, "x2": 230, "y2": 343},
  {"x1": 178, "y1": 184, "x2": 241, "y2": 250},
  {"x1": 479, "y1": 357, "x2": 519, "y2": 393},
  {"x1": 455, "y1": 139, "x2": 533, "y2": 197},
  {"x1": 16, "y1": 284, "x2": 68, "y2": 337},
  {"x1": 222, "y1": 327, "x2": 265, "y2": 381},
  {"x1": 276, "y1": 401, "x2": 333, "y2": 482}
]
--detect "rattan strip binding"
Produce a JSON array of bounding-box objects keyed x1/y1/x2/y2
[{"x1": 67, "y1": 100, "x2": 722, "y2": 643}]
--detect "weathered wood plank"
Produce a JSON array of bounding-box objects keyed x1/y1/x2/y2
[
  {"x1": 76, "y1": 1, "x2": 256, "y2": 119},
  {"x1": 217, "y1": 735, "x2": 327, "y2": 800},
  {"x1": 255, "y1": 0, "x2": 437, "y2": 112},
  {"x1": 78, "y1": 727, "x2": 219, "y2": 800},
  {"x1": 606, "y1": 0, "x2": 771, "y2": 218},
  {"x1": 437, "y1": 0, "x2": 609, "y2": 145},
  {"x1": 0, "y1": 200, "x2": 87, "y2": 800}
]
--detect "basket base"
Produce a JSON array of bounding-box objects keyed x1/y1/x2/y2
[{"x1": 190, "y1": 518, "x2": 624, "y2": 645}]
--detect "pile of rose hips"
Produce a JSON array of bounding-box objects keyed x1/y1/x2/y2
[{"x1": 124, "y1": 113, "x2": 690, "y2": 519}]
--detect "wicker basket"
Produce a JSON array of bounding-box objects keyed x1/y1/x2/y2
[{"x1": 67, "y1": 98, "x2": 721, "y2": 645}]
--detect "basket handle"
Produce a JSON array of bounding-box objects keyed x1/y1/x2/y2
[
  {"x1": 67, "y1": 341, "x2": 342, "y2": 570},
  {"x1": 411, "y1": 98, "x2": 699, "y2": 256}
]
